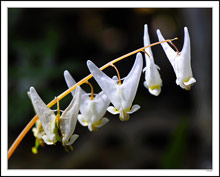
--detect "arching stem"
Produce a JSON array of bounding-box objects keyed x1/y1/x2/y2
[{"x1": 8, "y1": 37, "x2": 178, "y2": 159}]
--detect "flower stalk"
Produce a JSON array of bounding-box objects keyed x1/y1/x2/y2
[
  {"x1": 110, "y1": 63, "x2": 122, "y2": 85},
  {"x1": 8, "y1": 37, "x2": 178, "y2": 160},
  {"x1": 86, "y1": 81, "x2": 94, "y2": 100}
]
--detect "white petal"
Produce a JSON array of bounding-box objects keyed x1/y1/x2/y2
[
  {"x1": 64, "y1": 70, "x2": 86, "y2": 96},
  {"x1": 28, "y1": 87, "x2": 56, "y2": 139},
  {"x1": 60, "y1": 86, "x2": 81, "y2": 144},
  {"x1": 156, "y1": 29, "x2": 177, "y2": 69},
  {"x1": 175, "y1": 54, "x2": 193, "y2": 85},
  {"x1": 87, "y1": 60, "x2": 121, "y2": 109},
  {"x1": 90, "y1": 92, "x2": 110, "y2": 123},
  {"x1": 143, "y1": 24, "x2": 154, "y2": 61},
  {"x1": 65, "y1": 134, "x2": 79, "y2": 146},
  {"x1": 77, "y1": 114, "x2": 88, "y2": 126},
  {"x1": 184, "y1": 77, "x2": 196, "y2": 86},
  {"x1": 107, "y1": 106, "x2": 119, "y2": 115},
  {"x1": 80, "y1": 94, "x2": 94, "y2": 122},
  {"x1": 122, "y1": 53, "x2": 143, "y2": 109},
  {"x1": 181, "y1": 27, "x2": 191, "y2": 60},
  {"x1": 64, "y1": 70, "x2": 77, "y2": 97},
  {"x1": 42, "y1": 135, "x2": 54, "y2": 145},
  {"x1": 127, "y1": 104, "x2": 141, "y2": 114},
  {"x1": 148, "y1": 87, "x2": 161, "y2": 96},
  {"x1": 144, "y1": 64, "x2": 162, "y2": 89},
  {"x1": 95, "y1": 117, "x2": 109, "y2": 128}
]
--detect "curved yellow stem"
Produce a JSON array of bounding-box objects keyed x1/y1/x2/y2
[
  {"x1": 8, "y1": 37, "x2": 178, "y2": 159},
  {"x1": 110, "y1": 63, "x2": 122, "y2": 85},
  {"x1": 86, "y1": 81, "x2": 94, "y2": 100}
]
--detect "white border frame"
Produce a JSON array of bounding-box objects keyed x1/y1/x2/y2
[{"x1": 1, "y1": 1, "x2": 219, "y2": 176}]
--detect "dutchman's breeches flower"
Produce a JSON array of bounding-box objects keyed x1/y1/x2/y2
[
  {"x1": 143, "y1": 24, "x2": 162, "y2": 96},
  {"x1": 28, "y1": 86, "x2": 81, "y2": 146},
  {"x1": 28, "y1": 87, "x2": 58, "y2": 145},
  {"x1": 64, "y1": 70, "x2": 110, "y2": 131},
  {"x1": 156, "y1": 27, "x2": 196, "y2": 90},
  {"x1": 87, "y1": 52, "x2": 143, "y2": 121},
  {"x1": 59, "y1": 86, "x2": 81, "y2": 146}
]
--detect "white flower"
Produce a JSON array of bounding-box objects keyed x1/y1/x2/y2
[
  {"x1": 143, "y1": 24, "x2": 162, "y2": 96},
  {"x1": 28, "y1": 87, "x2": 58, "y2": 145},
  {"x1": 59, "y1": 86, "x2": 81, "y2": 145},
  {"x1": 87, "y1": 52, "x2": 143, "y2": 121},
  {"x1": 64, "y1": 70, "x2": 110, "y2": 131},
  {"x1": 156, "y1": 27, "x2": 196, "y2": 90},
  {"x1": 28, "y1": 86, "x2": 81, "y2": 146}
]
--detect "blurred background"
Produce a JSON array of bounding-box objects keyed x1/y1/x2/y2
[{"x1": 8, "y1": 8, "x2": 212, "y2": 169}]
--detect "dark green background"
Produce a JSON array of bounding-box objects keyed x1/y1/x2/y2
[{"x1": 8, "y1": 8, "x2": 212, "y2": 169}]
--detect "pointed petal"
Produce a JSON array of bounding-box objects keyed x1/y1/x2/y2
[
  {"x1": 64, "y1": 70, "x2": 86, "y2": 97},
  {"x1": 143, "y1": 24, "x2": 154, "y2": 60},
  {"x1": 64, "y1": 70, "x2": 76, "y2": 97},
  {"x1": 127, "y1": 104, "x2": 141, "y2": 114},
  {"x1": 65, "y1": 134, "x2": 79, "y2": 146},
  {"x1": 107, "y1": 106, "x2": 119, "y2": 115},
  {"x1": 60, "y1": 86, "x2": 81, "y2": 144},
  {"x1": 181, "y1": 27, "x2": 191, "y2": 60},
  {"x1": 95, "y1": 117, "x2": 109, "y2": 128},
  {"x1": 156, "y1": 29, "x2": 177, "y2": 68},
  {"x1": 77, "y1": 114, "x2": 88, "y2": 126},
  {"x1": 122, "y1": 53, "x2": 143, "y2": 109},
  {"x1": 87, "y1": 60, "x2": 121, "y2": 109},
  {"x1": 28, "y1": 87, "x2": 56, "y2": 139}
]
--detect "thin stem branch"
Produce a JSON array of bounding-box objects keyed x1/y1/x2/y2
[
  {"x1": 110, "y1": 63, "x2": 122, "y2": 85},
  {"x1": 168, "y1": 40, "x2": 181, "y2": 56},
  {"x1": 142, "y1": 50, "x2": 150, "y2": 58},
  {"x1": 8, "y1": 37, "x2": 178, "y2": 159},
  {"x1": 86, "y1": 81, "x2": 94, "y2": 100}
]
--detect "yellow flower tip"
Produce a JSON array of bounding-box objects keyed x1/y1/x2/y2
[
  {"x1": 119, "y1": 110, "x2": 130, "y2": 121},
  {"x1": 91, "y1": 124, "x2": 98, "y2": 131},
  {"x1": 184, "y1": 77, "x2": 190, "y2": 82},
  {"x1": 94, "y1": 120, "x2": 102, "y2": 126},
  {"x1": 183, "y1": 78, "x2": 192, "y2": 90},
  {"x1": 32, "y1": 147, "x2": 38, "y2": 154},
  {"x1": 149, "y1": 85, "x2": 160, "y2": 90}
]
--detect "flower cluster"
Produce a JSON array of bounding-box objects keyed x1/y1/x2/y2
[{"x1": 28, "y1": 24, "x2": 196, "y2": 153}]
